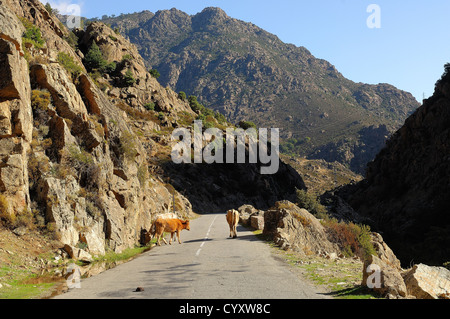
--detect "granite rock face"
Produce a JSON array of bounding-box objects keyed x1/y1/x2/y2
[
  {"x1": 0, "y1": 4, "x2": 33, "y2": 220},
  {"x1": 0, "y1": 0, "x2": 194, "y2": 257}
]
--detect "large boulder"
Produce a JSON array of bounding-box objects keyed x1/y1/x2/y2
[
  {"x1": 402, "y1": 264, "x2": 450, "y2": 299},
  {"x1": 362, "y1": 254, "x2": 407, "y2": 298},
  {"x1": 263, "y1": 201, "x2": 339, "y2": 256}
]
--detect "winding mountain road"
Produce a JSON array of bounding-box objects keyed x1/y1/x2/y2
[{"x1": 53, "y1": 214, "x2": 329, "y2": 299}]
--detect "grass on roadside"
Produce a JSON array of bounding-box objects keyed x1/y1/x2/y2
[
  {"x1": 92, "y1": 246, "x2": 151, "y2": 264},
  {"x1": 0, "y1": 266, "x2": 61, "y2": 299},
  {"x1": 251, "y1": 229, "x2": 380, "y2": 299}
]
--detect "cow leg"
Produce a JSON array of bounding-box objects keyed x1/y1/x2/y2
[
  {"x1": 233, "y1": 226, "x2": 238, "y2": 238},
  {"x1": 177, "y1": 230, "x2": 182, "y2": 244},
  {"x1": 156, "y1": 234, "x2": 162, "y2": 246},
  {"x1": 169, "y1": 233, "x2": 174, "y2": 245}
]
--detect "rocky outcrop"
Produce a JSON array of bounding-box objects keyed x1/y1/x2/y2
[
  {"x1": 0, "y1": 4, "x2": 33, "y2": 220},
  {"x1": 361, "y1": 233, "x2": 407, "y2": 298},
  {"x1": 77, "y1": 21, "x2": 195, "y2": 117},
  {"x1": 402, "y1": 264, "x2": 450, "y2": 299},
  {"x1": 342, "y1": 64, "x2": 450, "y2": 266},
  {"x1": 0, "y1": 0, "x2": 195, "y2": 259},
  {"x1": 263, "y1": 201, "x2": 340, "y2": 256}
]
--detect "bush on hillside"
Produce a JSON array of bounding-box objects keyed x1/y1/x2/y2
[{"x1": 296, "y1": 189, "x2": 327, "y2": 219}]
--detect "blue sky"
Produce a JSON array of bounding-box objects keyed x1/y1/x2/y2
[{"x1": 44, "y1": 0, "x2": 450, "y2": 102}]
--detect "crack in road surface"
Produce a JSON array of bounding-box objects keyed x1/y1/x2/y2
[{"x1": 54, "y1": 214, "x2": 330, "y2": 299}]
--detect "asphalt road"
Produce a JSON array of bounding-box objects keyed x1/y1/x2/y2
[{"x1": 53, "y1": 213, "x2": 329, "y2": 299}]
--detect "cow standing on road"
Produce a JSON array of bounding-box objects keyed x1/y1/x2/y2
[
  {"x1": 226, "y1": 210, "x2": 239, "y2": 239},
  {"x1": 154, "y1": 218, "x2": 190, "y2": 246}
]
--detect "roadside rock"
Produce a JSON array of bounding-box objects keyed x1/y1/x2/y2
[
  {"x1": 362, "y1": 254, "x2": 407, "y2": 298},
  {"x1": 263, "y1": 201, "x2": 339, "y2": 256},
  {"x1": 402, "y1": 264, "x2": 450, "y2": 299},
  {"x1": 250, "y1": 215, "x2": 264, "y2": 230},
  {"x1": 63, "y1": 244, "x2": 93, "y2": 263}
]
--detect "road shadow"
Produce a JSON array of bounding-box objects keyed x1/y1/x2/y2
[{"x1": 183, "y1": 238, "x2": 213, "y2": 244}]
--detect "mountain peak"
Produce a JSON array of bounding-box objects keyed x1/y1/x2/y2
[{"x1": 193, "y1": 7, "x2": 229, "y2": 26}]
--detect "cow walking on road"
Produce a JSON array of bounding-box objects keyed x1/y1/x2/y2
[
  {"x1": 226, "y1": 210, "x2": 239, "y2": 239},
  {"x1": 154, "y1": 218, "x2": 190, "y2": 246}
]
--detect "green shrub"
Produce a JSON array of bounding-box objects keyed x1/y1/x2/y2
[
  {"x1": 178, "y1": 91, "x2": 187, "y2": 101},
  {"x1": 31, "y1": 89, "x2": 51, "y2": 110},
  {"x1": 238, "y1": 121, "x2": 257, "y2": 130},
  {"x1": 21, "y1": 18, "x2": 45, "y2": 49},
  {"x1": 149, "y1": 69, "x2": 160, "y2": 79},
  {"x1": 296, "y1": 189, "x2": 327, "y2": 218},
  {"x1": 322, "y1": 218, "x2": 376, "y2": 260},
  {"x1": 121, "y1": 54, "x2": 133, "y2": 62},
  {"x1": 104, "y1": 61, "x2": 117, "y2": 73},
  {"x1": 119, "y1": 131, "x2": 138, "y2": 161},
  {"x1": 123, "y1": 69, "x2": 136, "y2": 87},
  {"x1": 144, "y1": 102, "x2": 155, "y2": 111},
  {"x1": 214, "y1": 111, "x2": 226, "y2": 124},
  {"x1": 64, "y1": 31, "x2": 79, "y2": 50},
  {"x1": 57, "y1": 52, "x2": 83, "y2": 79}
]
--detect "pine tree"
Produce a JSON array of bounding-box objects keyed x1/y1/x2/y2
[{"x1": 84, "y1": 42, "x2": 107, "y2": 71}]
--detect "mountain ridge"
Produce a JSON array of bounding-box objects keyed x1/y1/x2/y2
[{"x1": 100, "y1": 7, "x2": 420, "y2": 174}]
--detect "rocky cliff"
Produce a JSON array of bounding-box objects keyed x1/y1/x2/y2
[
  {"x1": 102, "y1": 7, "x2": 420, "y2": 174},
  {"x1": 0, "y1": 0, "x2": 306, "y2": 259},
  {"x1": 341, "y1": 64, "x2": 450, "y2": 266}
]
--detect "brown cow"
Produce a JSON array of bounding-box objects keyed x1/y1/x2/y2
[
  {"x1": 226, "y1": 209, "x2": 239, "y2": 238},
  {"x1": 154, "y1": 218, "x2": 190, "y2": 246},
  {"x1": 143, "y1": 213, "x2": 180, "y2": 245}
]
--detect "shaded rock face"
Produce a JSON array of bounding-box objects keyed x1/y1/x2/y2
[
  {"x1": 162, "y1": 158, "x2": 306, "y2": 214},
  {"x1": 342, "y1": 66, "x2": 450, "y2": 266}
]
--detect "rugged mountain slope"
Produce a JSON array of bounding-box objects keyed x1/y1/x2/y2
[
  {"x1": 0, "y1": 0, "x2": 197, "y2": 256},
  {"x1": 102, "y1": 7, "x2": 420, "y2": 174},
  {"x1": 0, "y1": 0, "x2": 307, "y2": 262},
  {"x1": 341, "y1": 65, "x2": 450, "y2": 266}
]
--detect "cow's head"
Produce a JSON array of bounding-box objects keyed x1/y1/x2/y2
[{"x1": 182, "y1": 220, "x2": 190, "y2": 231}]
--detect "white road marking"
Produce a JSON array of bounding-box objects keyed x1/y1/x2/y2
[{"x1": 195, "y1": 215, "x2": 218, "y2": 257}]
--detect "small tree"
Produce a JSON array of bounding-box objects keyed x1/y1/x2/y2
[
  {"x1": 149, "y1": 69, "x2": 160, "y2": 79},
  {"x1": 296, "y1": 189, "x2": 327, "y2": 218},
  {"x1": 178, "y1": 91, "x2": 187, "y2": 101},
  {"x1": 238, "y1": 121, "x2": 257, "y2": 130},
  {"x1": 44, "y1": 3, "x2": 53, "y2": 14},
  {"x1": 123, "y1": 69, "x2": 136, "y2": 87},
  {"x1": 84, "y1": 42, "x2": 107, "y2": 71}
]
